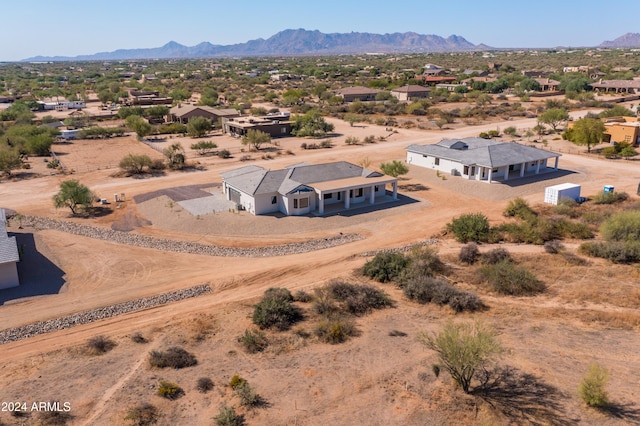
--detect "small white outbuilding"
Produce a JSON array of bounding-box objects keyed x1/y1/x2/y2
[{"x1": 544, "y1": 183, "x2": 581, "y2": 205}]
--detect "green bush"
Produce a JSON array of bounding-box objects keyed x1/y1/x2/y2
[
  {"x1": 218, "y1": 149, "x2": 231, "y2": 159},
  {"x1": 399, "y1": 247, "x2": 448, "y2": 283},
  {"x1": 238, "y1": 329, "x2": 269, "y2": 353},
  {"x1": 148, "y1": 347, "x2": 197, "y2": 369},
  {"x1": 447, "y1": 213, "x2": 490, "y2": 243},
  {"x1": 157, "y1": 381, "x2": 182, "y2": 400},
  {"x1": 125, "y1": 403, "x2": 158, "y2": 425},
  {"x1": 479, "y1": 260, "x2": 545, "y2": 296},
  {"x1": 325, "y1": 281, "x2": 392, "y2": 315},
  {"x1": 234, "y1": 381, "x2": 262, "y2": 407},
  {"x1": 252, "y1": 288, "x2": 301, "y2": 330},
  {"x1": 362, "y1": 252, "x2": 409, "y2": 282},
  {"x1": 229, "y1": 375, "x2": 247, "y2": 389},
  {"x1": 578, "y1": 363, "x2": 609, "y2": 407},
  {"x1": 592, "y1": 191, "x2": 628, "y2": 205},
  {"x1": 600, "y1": 210, "x2": 640, "y2": 242},
  {"x1": 293, "y1": 289, "x2": 313, "y2": 302},
  {"x1": 579, "y1": 241, "x2": 640, "y2": 263},
  {"x1": 503, "y1": 197, "x2": 537, "y2": 221},
  {"x1": 213, "y1": 404, "x2": 244, "y2": 426},
  {"x1": 314, "y1": 318, "x2": 357, "y2": 344}
]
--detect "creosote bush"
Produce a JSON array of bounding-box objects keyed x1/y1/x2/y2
[
  {"x1": 592, "y1": 191, "x2": 628, "y2": 205},
  {"x1": 148, "y1": 347, "x2": 197, "y2": 369},
  {"x1": 362, "y1": 251, "x2": 409, "y2": 282},
  {"x1": 125, "y1": 403, "x2": 158, "y2": 425},
  {"x1": 238, "y1": 328, "x2": 269, "y2": 353},
  {"x1": 325, "y1": 280, "x2": 392, "y2": 315},
  {"x1": 131, "y1": 332, "x2": 147, "y2": 344},
  {"x1": 293, "y1": 289, "x2": 313, "y2": 303},
  {"x1": 479, "y1": 260, "x2": 545, "y2": 296},
  {"x1": 157, "y1": 381, "x2": 182, "y2": 400},
  {"x1": 578, "y1": 363, "x2": 609, "y2": 407},
  {"x1": 213, "y1": 404, "x2": 245, "y2": 426},
  {"x1": 252, "y1": 287, "x2": 302, "y2": 330},
  {"x1": 314, "y1": 317, "x2": 357, "y2": 344},
  {"x1": 234, "y1": 381, "x2": 262, "y2": 407},
  {"x1": 447, "y1": 213, "x2": 490, "y2": 243},
  {"x1": 229, "y1": 375, "x2": 247, "y2": 389},
  {"x1": 86, "y1": 335, "x2": 116, "y2": 355}
]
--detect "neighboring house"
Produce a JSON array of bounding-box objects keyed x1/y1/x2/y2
[
  {"x1": 60, "y1": 129, "x2": 80, "y2": 140},
  {"x1": 435, "y1": 83, "x2": 467, "y2": 92},
  {"x1": 415, "y1": 75, "x2": 457, "y2": 85},
  {"x1": 221, "y1": 161, "x2": 398, "y2": 216},
  {"x1": 0, "y1": 209, "x2": 20, "y2": 290},
  {"x1": 422, "y1": 64, "x2": 444, "y2": 76},
  {"x1": 390, "y1": 85, "x2": 431, "y2": 101},
  {"x1": 589, "y1": 79, "x2": 640, "y2": 94},
  {"x1": 534, "y1": 78, "x2": 561, "y2": 91},
  {"x1": 462, "y1": 69, "x2": 488, "y2": 77},
  {"x1": 222, "y1": 113, "x2": 292, "y2": 138},
  {"x1": 602, "y1": 116, "x2": 640, "y2": 146},
  {"x1": 125, "y1": 89, "x2": 173, "y2": 106},
  {"x1": 335, "y1": 86, "x2": 381, "y2": 102},
  {"x1": 406, "y1": 137, "x2": 560, "y2": 184},
  {"x1": 167, "y1": 105, "x2": 239, "y2": 124}
]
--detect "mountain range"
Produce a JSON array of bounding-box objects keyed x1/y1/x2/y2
[
  {"x1": 22, "y1": 29, "x2": 640, "y2": 62},
  {"x1": 23, "y1": 29, "x2": 487, "y2": 61}
]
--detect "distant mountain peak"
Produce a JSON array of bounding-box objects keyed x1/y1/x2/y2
[{"x1": 599, "y1": 33, "x2": 640, "y2": 48}]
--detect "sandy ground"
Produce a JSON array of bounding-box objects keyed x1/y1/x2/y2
[{"x1": 1, "y1": 109, "x2": 639, "y2": 425}]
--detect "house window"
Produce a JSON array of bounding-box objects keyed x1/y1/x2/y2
[
  {"x1": 282, "y1": 127, "x2": 287, "y2": 134},
  {"x1": 323, "y1": 193, "x2": 333, "y2": 200},
  {"x1": 271, "y1": 196, "x2": 277, "y2": 204},
  {"x1": 434, "y1": 157, "x2": 440, "y2": 165},
  {"x1": 374, "y1": 186, "x2": 379, "y2": 192},
  {"x1": 463, "y1": 166, "x2": 469, "y2": 175},
  {"x1": 350, "y1": 188, "x2": 363, "y2": 198},
  {"x1": 624, "y1": 135, "x2": 632, "y2": 142},
  {"x1": 492, "y1": 168, "x2": 498, "y2": 173},
  {"x1": 337, "y1": 192, "x2": 341, "y2": 200},
  {"x1": 299, "y1": 197, "x2": 309, "y2": 208}
]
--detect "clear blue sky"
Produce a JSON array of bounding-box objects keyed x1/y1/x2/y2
[{"x1": 2, "y1": 0, "x2": 638, "y2": 61}]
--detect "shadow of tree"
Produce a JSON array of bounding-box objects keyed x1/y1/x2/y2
[
  {"x1": 598, "y1": 403, "x2": 640, "y2": 422},
  {"x1": 472, "y1": 366, "x2": 578, "y2": 425}
]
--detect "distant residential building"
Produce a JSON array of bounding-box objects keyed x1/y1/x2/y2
[
  {"x1": 534, "y1": 78, "x2": 561, "y2": 92},
  {"x1": 602, "y1": 116, "x2": 640, "y2": 146},
  {"x1": 589, "y1": 79, "x2": 640, "y2": 94},
  {"x1": 37, "y1": 100, "x2": 85, "y2": 111},
  {"x1": 222, "y1": 113, "x2": 292, "y2": 138},
  {"x1": 335, "y1": 86, "x2": 381, "y2": 102},
  {"x1": 415, "y1": 75, "x2": 457, "y2": 85},
  {"x1": 435, "y1": 83, "x2": 467, "y2": 92},
  {"x1": 167, "y1": 105, "x2": 239, "y2": 124},
  {"x1": 0, "y1": 209, "x2": 20, "y2": 290},
  {"x1": 390, "y1": 85, "x2": 431, "y2": 101}
]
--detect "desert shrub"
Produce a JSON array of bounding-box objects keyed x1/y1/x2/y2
[
  {"x1": 592, "y1": 191, "x2": 628, "y2": 205},
  {"x1": 252, "y1": 288, "x2": 301, "y2": 330},
  {"x1": 314, "y1": 318, "x2": 357, "y2": 344},
  {"x1": 402, "y1": 276, "x2": 448, "y2": 304},
  {"x1": 213, "y1": 404, "x2": 245, "y2": 426},
  {"x1": 238, "y1": 329, "x2": 269, "y2": 353},
  {"x1": 481, "y1": 248, "x2": 512, "y2": 264},
  {"x1": 403, "y1": 275, "x2": 483, "y2": 312},
  {"x1": 345, "y1": 136, "x2": 360, "y2": 145},
  {"x1": 419, "y1": 321, "x2": 503, "y2": 393},
  {"x1": 149, "y1": 159, "x2": 166, "y2": 171},
  {"x1": 459, "y1": 242, "x2": 480, "y2": 264},
  {"x1": 503, "y1": 197, "x2": 537, "y2": 221},
  {"x1": 312, "y1": 288, "x2": 339, "y2": 316},
  {"x1": 363, "y1": 135, "x2": 376, "y2": 144},
  {"x1": 579, "y1": 241, "x2": 640, "y2": 263},
  {"x1": 218, "y1": 149, "x2": 231, "y2": 159},
  {"x1": 148, "y1": 347, "x2": 197, "y2": 369},
  {"x1": 37, "y1": 411, "x2": 73, "y2": 425},
  {"x1": 578, "y1": 363, "x2": 609, "y2": 407},
  {"x1": 157, "y1": 381, "x2": 182, "y2": 400},
  {"x1": 293, "y1": 289, "x2": 313, "y2": 302},
  {"x1": 325, "y1": 281, "x2": 392, "y2": 315},
  {"x1": 553, "y1": 198, "x2": 580, "y2": 218},
  {"x1": 544, "y1": 240, "x2": 564, "y2": 254},
  {"x1": 196, "y1": 377, "x2": 214, "y2": 393},
  {"x1": 320, "y1": 139, "x2": 333, "y2": 148},
  {"x1": 400, "y1": 247, "x2": 448, "y2": 282},
  {"x1": 362, "y1": 251, "x2": 409, "y2": 282},
  {"x1": 234, "y1": 381, "x2": 262, "y2": 407},
  {"x1": 229, "y1": 375, "x2": 247, "y2": 389},
  {"x1": 125, "y1": 403, "x2": 158, "y2": 425},
  {"x1": 389, "y1": 329, "x2": 408, "y2": 337},
  {"x1": 600, "y1": 210, "x2": 640, "y2": 242},
  {"x1": 447, "y1": 213, "x2": 490, "y2": 243},
  {"x1": 561, "y1": 252, "x2": 589, "y2": 266},
  {"x1": 86, "y1": 335, "x2": 116, "y2": 355},
  {"x1": 448, "y1": 292, "x2": 485, "y2": 313},
  {"x1": 131, "y1": 332, "x2": 147, "y2": 344},
  {"x1": 479, "y1": 260, "x2": 545, "y2": 296}
]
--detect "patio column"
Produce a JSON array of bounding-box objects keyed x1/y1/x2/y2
[
  {"x1": 344, "y1": 190, "x2": 350, "y2": 209},
  {"x1": 392, "y1": 181, "x2": 398, "y2": 199},
  {"x1": 535, "y1": 160, "x2": 541, "y2": 174},
  {"x1": 487, "y1": 168, "x2": 493, "y2": 184},
  {"x1": 318, "y1": 191, "x2": 324, "y2": 215},
  {"x1": 520, "y1": 162, "x2": 526, "y2": 177},
  {"x1": 554, "y1": 157, "x2": 559, "y2": 169},
  {"x1": 370, "y1": 186, "x2": 376, "y2": 205},
  {"x1": 504, "y1": 166, "x2": 509, "y2": 182}
]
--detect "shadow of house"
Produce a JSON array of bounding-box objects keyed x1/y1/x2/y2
[{"x1": 0, "y1": 232, "x2": 65, "y2": 305}]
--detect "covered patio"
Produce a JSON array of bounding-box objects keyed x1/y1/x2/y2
[{"x1": 312, "y1": 175, "x2": 398, "y2": 215}]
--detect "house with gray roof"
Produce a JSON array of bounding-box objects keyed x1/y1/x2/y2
[
  {"x1": 221, "y1": 161, "x2": 398, "y2": 216},
  {"x1": 406, "y1": 137, "x2": 560, "y2": 184},
  {"x1": 0, "y1": 209, "x2": 20, "y2": 289}
]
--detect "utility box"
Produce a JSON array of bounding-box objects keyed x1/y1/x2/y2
[
  {"x1": 604, "y1": 185, "x2": 614, "y2": 193},
  {"x1": 544, "y1": 183, "x2": 581, "y2": 205}
]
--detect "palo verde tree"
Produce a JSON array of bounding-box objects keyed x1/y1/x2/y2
[
  {"x1": 53, "y1": 179, "x2": 94, "y2": 215},
  {"x1": 186, "y1": 116, "x2": 212, "y2": 138},
  {"x1": 291, "y1": 109, "x2": 334, "y2": 137},
  {"x1": 420, "y1": 320, "x2": 503, "y2": 393},
  {"x1": 0, "y1": 148, "x2": 23, "y2": 176},
  {"x1": 242, "y1": 129, "x2": 271, "y2": 151},
  {"x1": 380, "y1": 160, "x2": 408, "y2": 177},
  {"x1": 538, "y1": 108, "x2": 569, "y2": 132},
  {"x1": 190, "y1": 141, "x2": 218, "y2": 156},
  {"x1": 163, "y1": 143, "x2": 186, "y2": 170},
  {"x1": 119, "y1": 154, "x2": 152, "y2": 175},
  {"x1": 125, "y1": 115, "x2": 152, "y2": 140},
  {"x1": 564, "y1": 117, "x2": 605, "y2": 153}
]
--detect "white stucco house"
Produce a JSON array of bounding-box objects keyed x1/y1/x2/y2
[
  {"x1": 221, "y1": 161, "x2": 399, "y2": 216},
  {"x1": 0, "y1": 209, "x2": 20, "y2": 290},
  {"x1": 406, "y1": 137, "x2": 561, "y2": 184}
]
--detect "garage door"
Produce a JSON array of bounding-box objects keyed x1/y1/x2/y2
[{"x1": 228, "y1": 188, "x2": 241, "y2": 204}]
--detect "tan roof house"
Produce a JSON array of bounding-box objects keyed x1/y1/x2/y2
[
  {"x1": 589, "y1": 79, "x2": 640, "y2": 94},
  {"x1": 602, "y1": 116, "x2": 640, "y2": 146},
  {"x1": 168, "y1": 105, "x2": 239, "y2": 124},
  {"x1": 390, "y1": 85, "x2": 431, "y2": 101},
  {"x1": 335, "y1": 86, "x2": 381, "y2": 102}
]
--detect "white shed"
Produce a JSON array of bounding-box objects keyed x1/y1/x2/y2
[{"x1": 544, "y1": 183, "x2": 581, "y2": 205}]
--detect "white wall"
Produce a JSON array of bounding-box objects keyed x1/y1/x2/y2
[
  {"x1": 0, "y1": 262, "x2": 19, "y2": 289},
  {"x1": 253, "y1": 193, "x2": 281, "y2": 215},
  {"x1": 407, "y1": 152, "x2": 465, "y2": 176}
]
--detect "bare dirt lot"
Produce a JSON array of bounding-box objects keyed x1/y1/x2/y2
[{"x1": 1, "y1": 111, "x2": 640, "y2": 425}]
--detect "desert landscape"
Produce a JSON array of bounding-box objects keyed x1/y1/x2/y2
[{"x1": 1, "y1": 98, "x2": 640, "y2": 426}]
